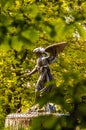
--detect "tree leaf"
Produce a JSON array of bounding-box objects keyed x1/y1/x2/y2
[
  {"x1": 12, "y1": 36, "x2": 23, "y2": 51},
  {"x1": 21, "y1": 27, "x2": 39, "y2": 43}
]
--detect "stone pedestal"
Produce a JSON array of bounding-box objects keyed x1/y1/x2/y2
[
  {"x1": 5, "y1": 113, "x2": 36, "y2": 130},
  {"x1": 5, "y1": 112, "x2": 69, "y2": 130},
  {"x1": 5, "y1": 103, "x2": 69, "y2": 130}
]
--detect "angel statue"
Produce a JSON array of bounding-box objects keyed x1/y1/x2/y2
[{"x1": 27, "y1": 42, "x2": 67, "y2": 99}]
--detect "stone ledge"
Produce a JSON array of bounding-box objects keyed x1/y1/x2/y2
[{"x1": 5, "y1": 112, "x2": 69, "y2": 129}]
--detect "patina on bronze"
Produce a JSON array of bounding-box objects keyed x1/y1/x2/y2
[{"x1": 27, "y1": 42, "x2": 67, "y2": 98}]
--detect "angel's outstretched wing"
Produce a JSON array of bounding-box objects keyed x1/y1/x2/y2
[{"x1": 45, "y1": 42, "x2": 67, "y2": 64}]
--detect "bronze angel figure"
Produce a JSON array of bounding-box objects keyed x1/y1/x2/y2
[{"x1": 27, "y1": 42, "x2": 67, "y2": 98}]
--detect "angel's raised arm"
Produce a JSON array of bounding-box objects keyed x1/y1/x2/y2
[{"x1": 47, "y1": 51, "x2": 57, "y2": 64}]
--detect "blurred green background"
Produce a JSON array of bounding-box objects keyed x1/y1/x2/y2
[{"x1": 0, "y1": 0, "x2": 86, "y2": 129}]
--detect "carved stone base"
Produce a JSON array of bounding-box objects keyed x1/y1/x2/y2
[
  {"x1": 5, "y1": 104, "x2": 69, "y2": 129},
  {"x1": 5, "y1": 113, "x2": 31, "y2": 130},
  {"x1": 5, "y1": 112, "x2": 69, "y2": 130}
]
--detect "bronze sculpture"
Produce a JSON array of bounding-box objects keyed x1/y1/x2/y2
[{"x1": 27, "y1": 42, "x2": 67, "y2": 99}]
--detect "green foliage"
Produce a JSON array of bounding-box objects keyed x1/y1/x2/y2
[
  {"x1": 0, "y1": 49, "x2": 35, "y2": 128},
  {"x1": 0, "y1": 0, "x2": 86, "y2": 129},
  {"x1": 1, "y1": 0, "x2": 86, "y2": 50}
]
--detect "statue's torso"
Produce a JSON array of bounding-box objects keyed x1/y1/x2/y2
[{"x1": 36, "y1": 56, "x2": 49, "y2": 73}]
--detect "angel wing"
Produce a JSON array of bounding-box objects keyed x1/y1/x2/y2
[{"x1": 45, "y1": 42, "x2": 67, "y2": 64}]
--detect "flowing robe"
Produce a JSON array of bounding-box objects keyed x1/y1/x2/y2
[{"x1": 35, "y1": 54, "x2": 56, "y2": 94}]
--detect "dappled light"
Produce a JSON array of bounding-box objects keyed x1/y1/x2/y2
[{"x1": 0, "y1": 0, "x2": 86, "y2": 130}]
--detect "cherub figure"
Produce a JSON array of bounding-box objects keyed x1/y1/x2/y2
[{"x1": 27, "y1": 42, "x2": 67, "y2": 99}]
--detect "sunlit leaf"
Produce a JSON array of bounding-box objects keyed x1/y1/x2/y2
[
  {"x1": 0, "y1": 39, "x2": 10, "y2": 51},
  {"x1": 21, "y1": 27, "x2": 39, "y2": 42},
  {"x1": 12, "y1": 36, "x2": 23, "y2": 51},
  {"x1": 28, "y1": 4, "x2": 38, "y2": 17}
]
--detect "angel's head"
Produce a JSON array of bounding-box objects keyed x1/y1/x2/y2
[{"x1": 33, "y1": 47, "x2": 45, "y2": 57}]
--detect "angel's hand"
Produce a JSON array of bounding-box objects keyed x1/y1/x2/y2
[{"x1": 23, "y1": 72, "x2": 31, "y2": 77}]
